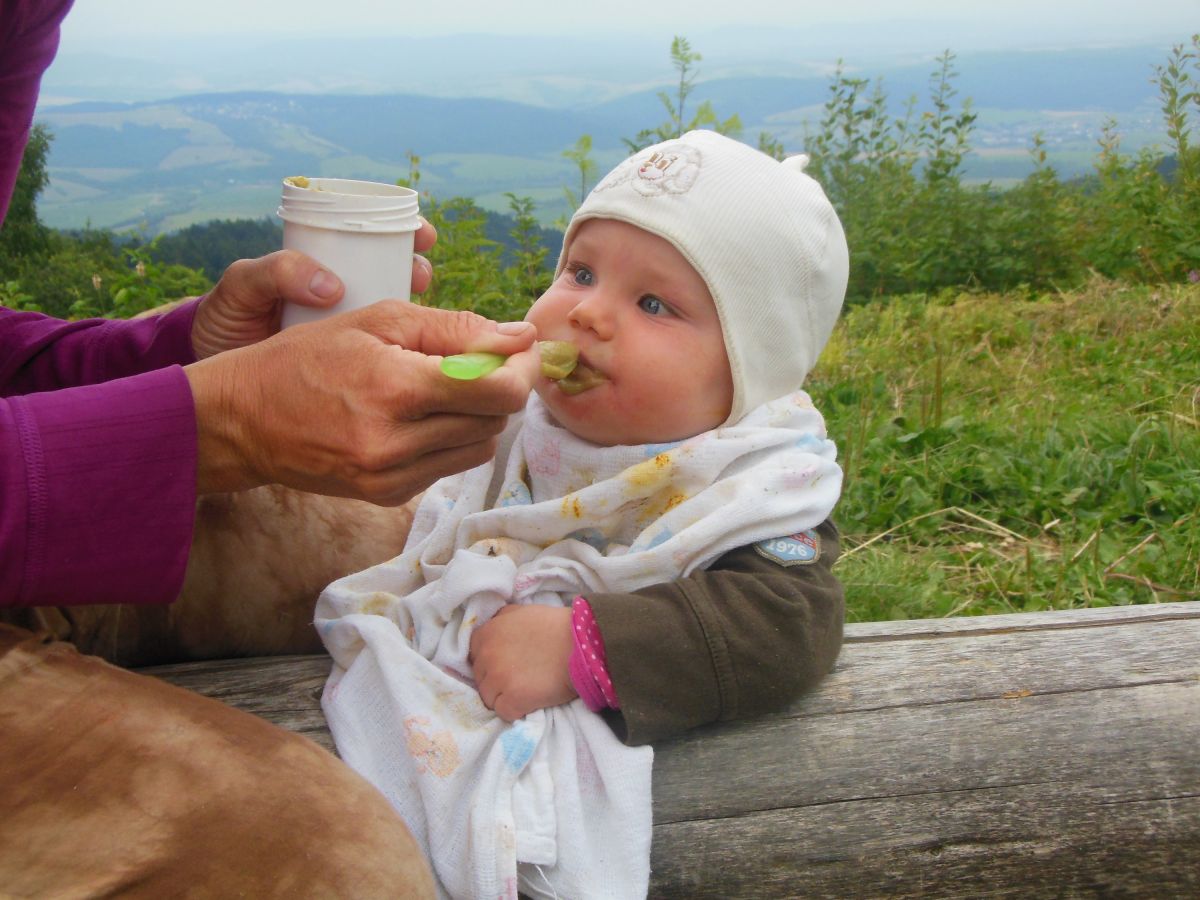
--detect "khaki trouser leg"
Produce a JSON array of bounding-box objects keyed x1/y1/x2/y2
[{"x1": 0, "y1": 624, "x2": 434, "y2": 899}]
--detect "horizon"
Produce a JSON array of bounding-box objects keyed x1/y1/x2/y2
[
  {"x1": 41, "y1": 4, "x2": 1197, "y2": 111},
  {"x1": 58, "y1": 0, "x2": 1195, "y2": 43}
]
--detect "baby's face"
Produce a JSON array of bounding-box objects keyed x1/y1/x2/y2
[{"x1": 525, "y1": 218, "x2": 733, "y2": 446}]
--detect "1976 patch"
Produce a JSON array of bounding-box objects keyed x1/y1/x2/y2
[{"x1": 754, "y1": 528, "x2": 821, "y2": 567}]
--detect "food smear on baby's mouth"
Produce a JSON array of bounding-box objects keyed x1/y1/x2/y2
[
  {"x1": 539, "y1": 340, "x2": 606, "y2": 394},
  {"x1": 556, "y1": 361, "x2": 606, "y2": 395},
  {"x1": 538, "y1": 340, "x2": 579, "y2": 380},
  {"x1": 542, "y1": 341, "x2": 608, "y2": 394}
]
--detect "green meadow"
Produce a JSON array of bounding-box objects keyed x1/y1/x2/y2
[{"x1": 811, "y1": 279, "x2": 1200, "y2": 621}]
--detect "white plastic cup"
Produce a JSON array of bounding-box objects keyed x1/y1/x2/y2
[{"x1": 277, "y1": 177, "x2": 421, "y2": 328}]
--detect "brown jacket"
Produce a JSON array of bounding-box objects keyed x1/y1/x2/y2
[{"x1": 588, "y1": 517, "x2": 844, "y2": 745}]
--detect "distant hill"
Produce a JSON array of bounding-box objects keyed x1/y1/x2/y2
[{"x1": 33, "y1": 44, "x2": 1174, "y2": 235}]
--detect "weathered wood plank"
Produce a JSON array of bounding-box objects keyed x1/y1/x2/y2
[
  {"x1": 651, "y1": 789, "x2": 1200, "y2": 898},
  {"x1": 145, "y1": 601, "x2": 1200, "y2": 895},
  {"x1": 652, "y1": 681, "x2": 1200, "y2": 822}
]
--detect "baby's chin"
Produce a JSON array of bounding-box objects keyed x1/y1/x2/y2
[
  {"x1": 533, "y1": 386, "x2": 621, "y2": 446},
  {"x1": 536, "y1": 401, "x2": 678, "y2": 447},
  {"x1": 533, "y1": 383, "x2": 728, "y2": 447}
]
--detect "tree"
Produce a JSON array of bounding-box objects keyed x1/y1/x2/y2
[
  {"x1": 148, "y1": 218, "x2": 282, "y2": 281},
  {"x1": 0, "y1": 123, "x2": 54, "y2": 267},
  {"x1": 503, "y1": 193, "x2": 553, "y2": 316},
  {"x1": 418, "y1": 195, "x2": 506, "y2": 319}
]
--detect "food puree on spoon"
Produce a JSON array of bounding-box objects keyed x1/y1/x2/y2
[{"x1": 439, "y1": 340, "x2": 605, "y2": 394}]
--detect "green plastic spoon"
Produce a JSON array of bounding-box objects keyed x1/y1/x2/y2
[
  {"x1": 440, "y1": 341, "x2": 581, "y2": 382},
  {"x1": 439, "y1": 352, "x2": 506, "y2": 380}
]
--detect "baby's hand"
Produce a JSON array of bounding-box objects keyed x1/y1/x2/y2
[{"x1": 469, "y1": 604, "x2": 575, "y2": 721}]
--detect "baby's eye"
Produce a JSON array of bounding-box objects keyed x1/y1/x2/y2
[
  {"x1": 569, "y1": 265, "x2": 595, "y2": 286},
  {"x1": 638, "y1": 295, "x2": 668, "y2": 316}
]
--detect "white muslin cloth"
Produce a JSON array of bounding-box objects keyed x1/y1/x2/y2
[{"x1": 315, "y1": 391, "x2": 842, "y2": 899}]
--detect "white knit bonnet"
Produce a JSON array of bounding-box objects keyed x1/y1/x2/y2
[{"x1": 555, "y1": 129, "x2": 849, "y2": 425}]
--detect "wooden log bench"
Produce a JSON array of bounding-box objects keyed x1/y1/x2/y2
[{"x1": 144, "y1": 600, "x2": 1200, "y2": 897}]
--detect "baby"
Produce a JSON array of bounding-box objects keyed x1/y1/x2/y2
[{"x1": 316, "y1": 129, "x2": 849, "y2": 899}]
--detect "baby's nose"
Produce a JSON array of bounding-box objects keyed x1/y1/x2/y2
[{"x1": 568, "y1": 294, "x2": 615, "y2": 340}]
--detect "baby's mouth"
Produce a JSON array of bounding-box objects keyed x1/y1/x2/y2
[
  {"x1": 556, "y1": 358, "x2": 607, "y2": 395},
  {"x1": 538, "y1": 340, "x2": 606, "y2": 395}
]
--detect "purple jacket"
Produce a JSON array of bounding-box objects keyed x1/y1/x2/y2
[{"x1": 2, "y1": 0, "x2": 200, "y2": 607}]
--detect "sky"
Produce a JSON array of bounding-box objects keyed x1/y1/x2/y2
[
  {"x1": 59, "y1": 0, "x2": 1197, "y2": 45},
  {"x1": 45, "y1": 0, "x2": 1197, "y2": 107}
]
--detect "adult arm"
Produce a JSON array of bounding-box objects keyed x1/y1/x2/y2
[
  {"x1": 0, "y1": 297, "x2": 209, "y2": 609},
  {"x1": 185, "y1": 295, "x2": 539, "y2": 505},
  {"x1": 0, "y1": 366, "x2": 197, "y2": 608},
  {"x1": 0, "y1": 301, "x2": 538, "y2": 608},
  {"x1": 1, "y1": 244, "x2": 536, "y2": 609},
  {"x1": 0, "y1": 302, "x2": 200, "y2": 393},
  {"x1": 589, "y1": 517, "x2": 846, "y2": 745},
  {"x1": 0, "y1": 0, "x2": 76, "y2": 224},
  {"x1": 0, "y1": 0, "x2": 201, "y2": 609}
]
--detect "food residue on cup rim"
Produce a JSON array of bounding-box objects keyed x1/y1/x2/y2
[{"x1": 285, "y1": 175, "x2": 312, "y2": 188}]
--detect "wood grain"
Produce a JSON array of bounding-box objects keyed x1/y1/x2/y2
[{"x1": 145, "y1": 600, "x2": 1200, "y2": 896}]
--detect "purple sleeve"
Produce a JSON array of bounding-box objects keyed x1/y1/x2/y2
[
  {"x1": 1, "y1": 366, "x2": 198, "y2": 607},
  {"x1": 1, "y1": 1, "x2": 200, "y2": 608},
  {"x1": 0, "y1": 300, "x2": 201, "y2": 394},
  {"x1": 0, "y1": 303, "x2": 203, "y2": 608},
  {"x1": 1, "y1": 0, "x2": 77, "y2": 224}
]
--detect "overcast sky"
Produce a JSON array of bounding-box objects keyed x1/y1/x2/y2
[{"x1": 59, "y1": 0, "x2": 1196, "y2": 44}]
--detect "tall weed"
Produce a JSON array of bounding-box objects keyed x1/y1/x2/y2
[{"x1": 803, "y1": 36, "x2": 1200, "y2": 299}]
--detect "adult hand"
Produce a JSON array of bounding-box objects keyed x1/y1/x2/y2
[
  {"x1": 469, "y1": 604, "x2": 576, "y2": 721},
  {"x1": 189, "y1": 219, "x2": 438, "y2": 360},
  {"x1": 184, "y1": 299, "x2": 540, "y2": 505}
]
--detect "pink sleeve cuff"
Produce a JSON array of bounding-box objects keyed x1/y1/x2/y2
[{"x1": 568, "y1": 596, "x2": 620, "y2": 712}]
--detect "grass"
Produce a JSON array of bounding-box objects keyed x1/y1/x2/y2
[{"x1": 807, "y1": 276, "x2": 1200, "y2": 623}]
